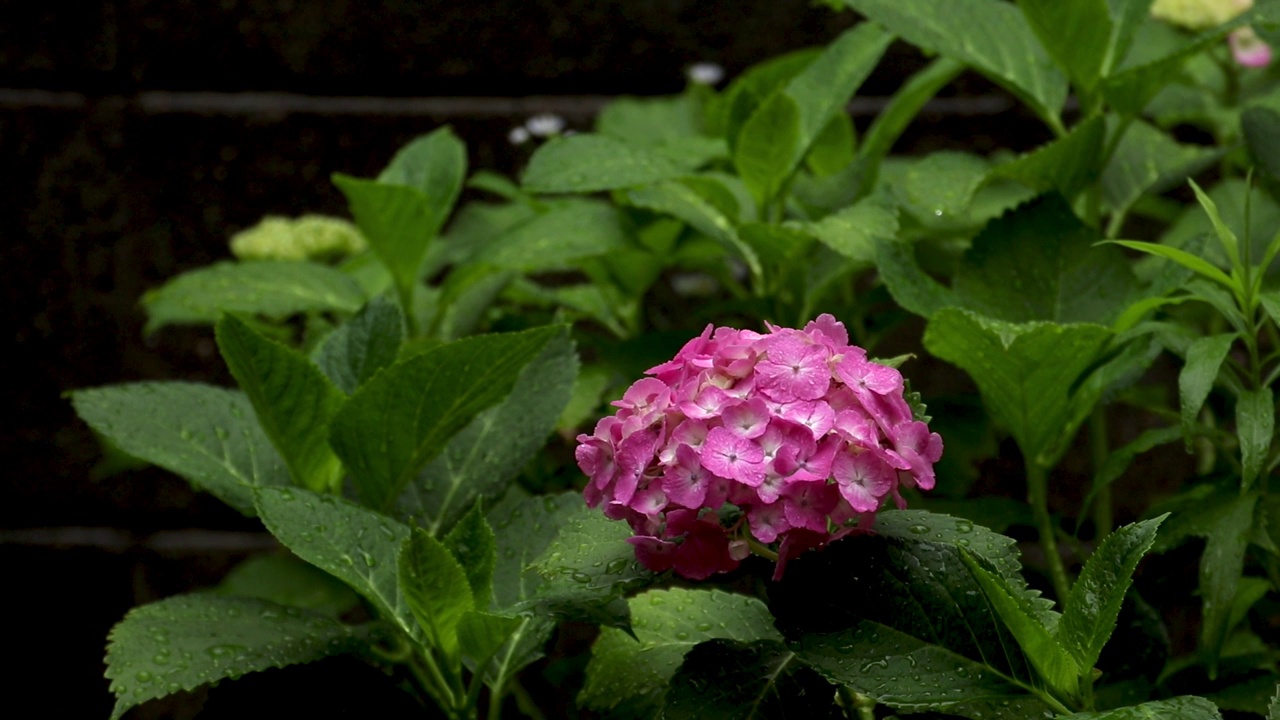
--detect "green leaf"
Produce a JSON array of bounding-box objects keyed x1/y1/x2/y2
[
  {"x1": 714, "y1": 49, "x2": 820, "y2": 148},
  {"x1": 924, "y1": 309, "x2": 1113, "y2": 467},
  {"x1": 1017, "y1": 0, "x2": 1112, "y2": 90},
  {"x1": 874, "y1": 237, "x2": 959, "y2": 319},
  {"x1": 1062, "y1": 695, "x2": 1224, "y2": 719},
  {"x1": 400, "y1": 527, "x2": 474, "y2": 659},
  {"x1": 804, "y1": 112, "x2": 856, "y2": 177},
  {"x1": 626, "y1": 180, "x2": 763, "y2": 282},
  {"x1": 377, "y1": 128, "x2": 466, "y2": 239},
  {"x1": 739, "y1": 223, "x2": 814, "y2": 273},
  {"x1": 443, "y1": 504, "x2": 497, "y2": 609},
  {"x1": 312, "y1": 294, "x2": 404, "y2": 395},
  {"x1": 893, "y1": 151, "x2": 991, "y2": 222},
  {"x1": 1190, "y1": 179, "x2": 1244, "y2": 276},
  {"x1": 528, "y1": 508, "x2": 654, "y2": 628},
  {"x1": 956, "y1": 194, "x2": 1140, "y2": 325},
  {"x1": 1102, "y1": 120, "x2": 1222, "y2": 217},
  {"x1": 875, "y1": 509, "x2": 1029, "y2": 581},
  {"x1": 1057, "y1": 516, "x2": 1166, "y2": 672},
  {"x1": 1238, "y1": 387, "x2": 1275, "y2": 490},
  {"x1": 1179, "y1": 334, "x2": 1236, "y2": 445},
  {"x1": 1104, "y1": 0, "x2": 1158, "y2": 75},
  {"x1": 1269, "y1": 680, "x2": 1280, "y2": 719},
  {"x1": 1244, "y1": 106, "x2": 1280, "y2": 180},
  {"x1": 1262, "y1": 291, "x2": 1280, "y2": 328},
  {"x1": 70, "y1": 383, "x2": 289, "y2": 515},
  {"x1": 105, "y1": 594, "x2": 366, "y2": 720},
  {"x1": 961, "y1": 552, "x2": 1080, "y2": 702},
  {"x1": 734, "y1": 91, "x2": 802, "y2": 205},
  {"x1": 805, "y1": 195, "x2": 898, "y2": 266},
  {"x1": 778, "y1": 534, "x2": 1060, "y2": 719},
  {"x1": 214, "y1": 554, "x2": 360, "y2": 617},
  {"x1": 1107, "y1": 240, "x2": 1236, "y2": 291},
  {"x1": 580, "y1": 588, "x2": 782, "y2": 713},
  {"x1": 987, "y1": 116, "x2": 1106, "y2": 200},
  {"x1": 429, "y1": 264, "x2": 514, "y2": 342},
  {"x1": 521, "y1": 134, "x2": 687, "y2": 193},
  {"x1": 216, "y1": 314, "x2": 345, "y2": 493},
  {"x1": 488, "y1": 490, "x2": 585, "y2": 609},
  {"x1": 596, "y1": 94, "x2": 700, "y2": 147},
  {"x1": 394, "y1": 326, "x2": 576, "y2": 534},
  {"x1": 457, "y1": 611, "x2": 524, "y2": 668},
  {"x1": 329, "y1": 325, "x2": 562, "y2": 512},
  {"x1": 333, "y1": 174, "x2": 437, "y2": 310},
  {"x1": 142, "y1": 260, "x2": 366, "y2": 333},
  {"x1": 1084, "y1": 425, "x2": 1183, "y2": 514},
  {"x1": 842, "y1": 0, "x2": 1068, "y2": 127},
  {"x1": 483, "y1": 199, "x2": 629, "y2": 271},
  {"x1": 664, "y1": 639, "x2": 838, "y2": 719},
  {"x1": 255, "y1": 487, "x2": 418, "y2": 640}
]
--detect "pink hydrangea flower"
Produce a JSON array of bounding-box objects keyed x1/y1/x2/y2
[{"x1": 576, "y1": 315, "x2": 943, "y2": 580}]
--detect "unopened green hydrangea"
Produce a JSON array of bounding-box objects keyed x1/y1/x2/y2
[{"x1": 229, "y1": 215, "x2": 367, "y2": 262}]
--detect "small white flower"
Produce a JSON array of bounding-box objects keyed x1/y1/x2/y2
[
  {"x1": 687, "y1": 62, "x2": 725, "y2": 86},
  {"x1": 525, "y1": 113, "x2": 566, "y2": 137},
  {"x1": 508, "y1": 126, "x2": 531, "y2": 145}
]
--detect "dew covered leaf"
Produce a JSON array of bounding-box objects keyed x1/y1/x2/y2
[
  {"x1": 1062, "y1": 695, "x2": 1224, "y2": 719},
  {"x1": 399, "y1": 527, "x2": 474, "y2": 659},
  {"x1": 330, "y1": 324, "x2": 563, "y2": 512},
  {"x1": 580, "y1": 588, "x2": 782, "y2": 714},
  {"x1": 482, "y1": 199, "x2": 630, "y2": 272},
  {"x1": 255, "y1": 487, "x2": 419, "y2": 642},
  {"x1": 1102, "y1": 119, "x2": 1222, "y2": 216},
  {"x1": 141, "y1": 260, "x2": 366, "y2": 333},
  {"x1": 216, "y1": 314, "x2": 346, "y2": 493},
  {"x1": 213, "y1": 554, "x2": 359, "y2": 618},
  {"x1": 663, "y1": 639, "x2": 839, "y2": 719},
  {"x1": 70, "y1": 382, "x2": 290, "y2": 515},
  {"x1": 376, "y1": 127, "x2": 467, "y2": 242},
  {"x1": 521, "y1": 134, "x2": 689, "y2": 193},
  {"x1": 393, "y1": 326, "x2": 576, "y2": 535},
  {"x1": 105, "y1": 594, "x2": 368, "y2": 720},
  {"x1": 987, "y1": 116, "x2": 1105, "y2": 200},
  {"x1": 332, "y1": 176, "x2": 437, "y2": 309},
  {"x1": 312, "y1": 294, "x2": 405, "y2": 395}
]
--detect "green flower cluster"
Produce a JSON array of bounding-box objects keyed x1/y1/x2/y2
[{"x1": 229, "y1": 215, "x2": 367, "y2": 262}]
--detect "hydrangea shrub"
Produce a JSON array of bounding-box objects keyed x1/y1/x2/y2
[{"x1": 576, "y1": 315, "x2": 942, "y2": 580}]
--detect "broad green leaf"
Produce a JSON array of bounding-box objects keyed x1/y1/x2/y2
[
  {"x1": 142, "y1": 260, "x2": 365, "y2": 333},
  {"x1": 580, "y1": 588, "x2": 782, "y2": 713},
  {"x1": 214, "y1": 553, "x2": 360, "y2": 617},
  {"x1": 394, "y1": 326, "x2": 576, "y2": 534},
  {"x1": 1205, "y1": 674, "x2": 1280, "y2": 716},
  {"x1": 333, "y1": 174, "x2": 437, "y2": 310},
  {"x1": 443, "y1": 504, "x2": 497, "y2": 609},
  {"x1": 842, "y1": 0, "x2": 1068, "y2": 126},
  {"x1": 1244, "y1": 106, "x2": 1280, "y2": 180},
  {"x1": 874, "y1": 237, "x2": 959, "y2": 319},
  {"x1": 664, "y1": 639, "x2": 838, "y2": 719},
  {"x1": 1102, "y1": 119, "x2": 1222, "y2": 216},
  {"x1": 1179, "y1": 334, "x2": 1236, "y2": 444},
  {"x1": 457, "y1": 611, "x2": 523, "y2": 669},
  {"x1": 429, "y1": 264, "x2": 514, "y2": 342},
  {"x1": 1238, "y1": 387, "x2": 1275, "y2": 490},
  {"x1": 255, "y1": 487, "x2": 418, "y2": 640},
  {"x1": 216, "y1": 314, "x2": 345, "y2": 493},
  {"x1": 488, "y1": 490, "x2": 585, "y2": 609},
  {"x1": 1263, "y1": 291, "x2": 1280, "y2": 328},
  {"x1": 520, "y1": 134, "x2": 687, "y2": 193},
  {"x1": 483, "y1": 199, "x2": 629, "y2": 271},
  {"x1": 804, "y1": 111, "x2": 856, "y2": 176},
  {"x1": 955, "y1": 194, "x2": 1140, "y2": 325},
  {"x1": 739, "y1": 223, "x2": 814, "y2": 274},
  {"x1": 805, "y1": 196, "x2": 898, "y2": 266},
  {"x1": 1057, "y1": 516, "x2": 1166, "y2": 672},
  {"x1": 714, "y1": 49, "x2": 818, "y2": 147},
  {"x1": 875, "y1": 509, "x2": 1028, "y2": 581},
  {"x1": 1017, "y1": 0, "x2": 1112, "y2": 89},
  {"x1": 777, "y1": 534, "x2": 1060, "y2": 718},
  {"x1": 596, "y1": 94, "x2": 700, "y2": 147},
  {"x1": 734, "y1": 91, "x2": 801, "y2": 205},
  {"x1": 1063, "y1": 695, "x2": 1224, "y2": 719},
  {"x1": 893, "y1": 151, "x2": 991, "y2": 222},
  {"x1": 377, "y1": 127, "x2": 467, "y2": 242},
  {"x1": 626, "y1": 180, "x2": 763, "y2": 282},
  {"x1": 312, "y1": 294, "x2": 404, "y2": 395},
  {"x1": 330, "y1": 325, "x2": 561, "y2": 512},
  {"x1": 528, "y1": 508, "x2": 654, "y2": 628},
  {"x1": 105, "y1": 594, "x2": 366, "y2": 720},
  {"x1": 988, "y1": 116, "x2": 1105, "y2": 199},
  {"x1": 962, "y1": 552, "x2": 1080, "y2": 702},
  {"x1": 1102, "y1": 9, "x2": 1272, "y2": 116},
  {"x1": 400, "y1": 527, "x2": 474, "y2": 659},
  {"x1": 1104, "y1": 0, "x2": 1158, "y2": 75},
  {"x1": 924, "y1": 309, "x2": 1112, "y2": 467},
  {"x1": 70, "y1": 383, "x2": 289, "y2": 515}
]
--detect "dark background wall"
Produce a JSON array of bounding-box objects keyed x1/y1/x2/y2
[{"x1": 2, "y1": 2, "x2": 1039, "y2": 716}]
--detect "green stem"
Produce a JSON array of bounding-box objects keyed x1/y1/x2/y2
[
  {"x1": 748, "y1": 537, "x2": 779, "y2": 562},
  {"x1": 1088, "y1": 407, "x2": 1112, "y2": 541},
  {"x1": 1027, "y1": 461, "x2": 1072, "y2": 602},
  {"x1": 509, "y1": 677, "x2": 548, "y2": 720}
]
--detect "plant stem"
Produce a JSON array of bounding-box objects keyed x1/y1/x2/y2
[
  {"x1": 509, "y1": 678, "x2": 548, "y2": 720},
  {"x1": 748, "y1": 537, "x2": 779, "y2": 562},
  {"x1": 1027, "y1": 460, "x2": 1072, "y2": 602}
]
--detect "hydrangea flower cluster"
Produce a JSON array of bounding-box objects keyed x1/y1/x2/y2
[{"x1": 576, "y1": 315, "x2": 942, "y2": 580}]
